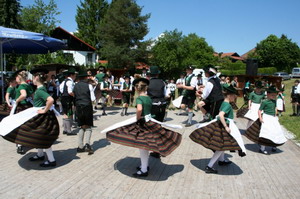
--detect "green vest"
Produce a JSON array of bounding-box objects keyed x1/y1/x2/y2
[{"x1": 183, "y1": 74, "x2": 195, "y2": 97}]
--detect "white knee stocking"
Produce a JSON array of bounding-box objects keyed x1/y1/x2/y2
[
  {"x1": 208, "y1": 151, "x2": 224, "y2": 168},
  {"x1": 139, "y1": 149, "x2": 149, "y2": 172},
  {"x1": 37, "y1": 149, "x2": 44, "y2": 157},
  {"x1": 45, "y1": 148, "x2": 55, "y2": 162}
]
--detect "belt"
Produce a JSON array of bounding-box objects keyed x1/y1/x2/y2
[{"x1": 152, "y1": 101, "x2": 167, "y2": 106}]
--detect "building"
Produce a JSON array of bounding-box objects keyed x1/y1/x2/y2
[
  {"x1": 214, "y1": 52, "x2": 244, "y2": 62},
  {"x1": 51, "y1": 27, "x2": 98, "y2": 66}
]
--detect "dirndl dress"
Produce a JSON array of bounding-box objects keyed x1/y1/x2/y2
[
  {"x1": 244, "y1": 102, "x2": 260, "y2": 121},
  {"x1": 245, "y1": 114, "x2": 287, "y2": 147},
  {"x1": 106, "y1": 118, "x2": 182, "y2": 157},
  {"x1": 189, "y1": 118, "x2": 246, "y2": 155},
  {"x1": 1, "y1": 109, "x2": 59, "y2": 149}
]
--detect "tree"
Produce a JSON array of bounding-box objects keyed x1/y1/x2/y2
[
  {"x1": 181, "y1": 33, "x2": 216, "y2": 67},
  {"x1": 20, "y1": 0, "x2": 60, "y2": 35},
  {"x1": 251, "y1": 34, "x2": 300, "y2": 72},
  {"x1": 0, "y1": 0, "x2": 22, "y2": 28},
  {"x1": 150, "y1": 30, "x2": 216, "y2": 77},
  {"x1": 99, "y1": 0, "x2": 150, "y2": 68},
  {"x1": 15, "y1": 0, "x2": 72, "y2": 68},
  {"x1": 75, "y1": 0, "x2": 108, "y2": 51},
  {"x1": 150, "y1": 30, "x2": 185, "y2": 77}
]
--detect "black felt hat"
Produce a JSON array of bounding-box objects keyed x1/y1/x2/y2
[
  {"x1": 223, "y1": 84, "x2": 238, "y2": 95},
  {"x1": 133, "y1": 78, "x2": 149, "y2": 86},
  {"x1": 254, "y1": 81, "x2": 264, "y2": 88},
  {"x1": 266, "y1": 86, "x2": 278, "y2": 93},
  {"x1": 12, "y1": 68, "x2": 27, "y2": 77},
  {"x1": 149, "y1": 66, "x2": 160, "y2": 75},
  {"x1": 30, "y1": 68, "x2": 49, "y2": 75},
  {"x1": 203, "y1": 65, "x2": 217, "y2": 74},
  {"x1": 186, "y1": 65, "x2": 195, "y2": 70},
  {"x1": 77, "y1": 70, "x2": 89, "y2": 77}
]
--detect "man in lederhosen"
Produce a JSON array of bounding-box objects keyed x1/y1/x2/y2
[
  {"x1": 177, "y1": 66, "x2": 198, "y2": 127},
  {"x1": 147, "y1": 65, "x2": 170, "y2": 158},
  {"x1": 94, "y1": 66, "x2": 106, "y2": 110},
  {"x1": 73, "y1": 70, "x2": 96, "y2": 155},
  {"x1": 59, "y1": 67, "x2": 77, "y2": 135},
  {"x1": 199, "y1": 65, "x2": 224, "y2": 121}
]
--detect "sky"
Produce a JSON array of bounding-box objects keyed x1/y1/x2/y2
[{"x1": 21, "y1": 0, "x2": 300, "y2": 55}]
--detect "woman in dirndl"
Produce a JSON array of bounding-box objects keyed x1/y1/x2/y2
[
  {"x1": 3, "y1": 68, "x2": 60, "y2": 167},
  {"x1": 245, "y1": 86, "x2": 287, "y2": 155},
  {"x1": 13, "y1": 69, "x2": 34, "y2": 154},
  {"x1": 244, "y1": 81, "x2": 265, "y2": 129},
  {"x1": 190, "y1": 84, "x2": 246, "y2": 174},
  {"x1": 105, "y1": 78, "x2": 182, "y2": 177},
  {"x1": 276, "y1": 88, "x2": 285, "y2": 116}
]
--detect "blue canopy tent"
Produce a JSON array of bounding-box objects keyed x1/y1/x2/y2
[{"x1": 0, "y1": 26, "x2": 66, "y2": 102}]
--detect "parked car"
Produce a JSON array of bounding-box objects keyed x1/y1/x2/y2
[
  {"x1": 291, "y1": 68, "x2": 300, "y2": 78},
  {"x1": 273, "y1": 72, "x2": 290, "y2": 80}
]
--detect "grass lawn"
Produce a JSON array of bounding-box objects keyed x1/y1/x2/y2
[{"x1": 236, "y1": 79, "x2": 300, "y2": 140}]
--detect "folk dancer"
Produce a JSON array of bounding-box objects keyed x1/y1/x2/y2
[
  {"x1": 120, "y1": 75, "x2": 132, "y2": 116},
  {"x1": 244, "y1": 81, "x2": 265, "y2": 128},
  {"x1": 73, "y1": 70, "x2": 96, "y2": 155},
  {"x1": 177, "y1": 66, "x2": 198, "y2": 127},
  {"x1": 104, "y1": 78, "x2": 182, "y2": 177},
  {"x1": 13, "y1": 69, "x2": 34, "y2": 154},
  {"x1": 59, "y1": 67, "x2": 77, "y2": 135},
  {"x1": 190, "y1": 84, "x2": 246, "y2": 174},
  {"x1": 1, "y1": 68, "x2": 59, "y2": 167},
  {"x1": 197, "y1": 65, "x2": 224, "y2": 123},
  {"x1": 100, "y1": 74, "x2": 112, "y2": 116},
  {"x1": 245, "y1": 86, "x2": 287, "y2": 155}
]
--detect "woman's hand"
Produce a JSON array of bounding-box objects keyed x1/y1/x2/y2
[
  {"x1": 225, "y1": 126, "x2": 231, "y2": 133},
  {"x1": 260, "y1": 119, "x2": 264, "y2": 123},
  {"x1": 37, "y1": 109, "x2": 46, "y2": 114}
]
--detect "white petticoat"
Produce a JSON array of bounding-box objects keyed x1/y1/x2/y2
[{"x1": 244, "y1": 102, "x2": 260, "y2": 121}]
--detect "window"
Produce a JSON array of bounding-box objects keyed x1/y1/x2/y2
[{"x1": 86, "y1": 53, "x2": 93, "y2": 65}]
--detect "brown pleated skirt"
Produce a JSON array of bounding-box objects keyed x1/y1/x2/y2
[
  {"x1": 106, "y1": 121, "x2": 182, "y2": 157},
  {"x1": 244, "y1": 119, "x2": 283, "y2": 147},
  {"x1": 189, "y1": 121, "x2": 241, "y2": 151},
  {"x1": 3, "y1": 111, "x2": 60, "y2": 149}
]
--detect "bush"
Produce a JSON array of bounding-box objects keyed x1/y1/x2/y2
[
  {"x1": 220, "y1": 69, "x2": 245, "y2": 75},
  {"x1": 258, "y1": 67, "x2": 277, "y2": 75}
]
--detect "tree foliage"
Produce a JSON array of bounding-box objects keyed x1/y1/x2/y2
[
  {"x1": 150, "y1": 30, "x2": 216, "y2": 77},
  {"x1": 99, "y1": 0, "x2": 150, "y2": 68},
  {"x1": 250, "y1": 34, "x2": 300, "y2": 72},
  {"x1": 75, "y1": 0, "x2": 108, "y2": 51},
  {"x1": 20, "y1": 0, "x2": 60, "y2": 35},
  {"x1": 0, "y1": 0, "x2": 22, "y2": 28}
]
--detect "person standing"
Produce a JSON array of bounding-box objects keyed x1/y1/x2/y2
[
  {"x1": 177, "y1": 66, "x2": 198, "y2": 127},
  {"x1": 120, "y1": 75, "x2": 132, "y2": 116},
  {"x1": 2, "y1": 68, "x2": 60, "y2": 167},
  {"x1": 105, "y1": 78, "x2": 182, "y2": 177},
  {"x1": 94, "y1": 66, "x2": 106, "y2": 110},
  {"x1": 59, "y1": 67, "x2": 77, "y2": 135},
  {"x1": 245, "y1": 86, "x2": 287, "y2": 155},
  {"x1": 13, "y1": 69, "x2": 34, "y2": 154},
  {"x1": 198, "y1": 65, "x2": 224, "y2": 123},
  {"x1": 190, "y1": 84, "x2": 246, "y2": 174},
  {"x1": 147, "y1": 66, "x2": 170, "y2": 158},
  {"x1": 73, "y1": 70, "x2": 96, "y2": 155},
  {"x1": 5, "y1": 76, "x2": 17, "y2": 109},
  {"x1": 100, "y1": 74, "x2": 112, "y2": 116},
  {"x1": 290, "y1": 80, "x2": 299, "y2": 116},
  {"x1": 176, "y1": 73, "x2": 185, "y2": 97}
]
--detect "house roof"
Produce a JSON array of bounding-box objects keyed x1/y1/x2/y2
[
  {"x1": 241, "y1": 48, "x2": 256, "y2": 59},
  {"x1": 214, "y1": 52, "x2": 244, "y2": 61},
  {"x1": 98, "y1": 60, "x2": 149, "y2": 69},
  {"x1": 51, "y1": 26, "x2": 96, "y2": 52}
]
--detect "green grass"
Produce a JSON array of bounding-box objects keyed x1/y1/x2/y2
[
  {"x1": 236, "y1": 79, "x2": 300, "y2": 140},
  {"x1": 278, "y1": 79, "x2": 300, "y2": 140}
]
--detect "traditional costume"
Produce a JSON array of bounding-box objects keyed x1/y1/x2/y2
[
  {"x1": 73, "y1": 70, "x2": 96, "y2": 155},
  {"x1": 190, "y1": 84, "x2": 246, "y2": 174},
  {"x1": 245, "y1": 86, "x2": 287, "y2": 155},
  {"x1": 100, "y1": 75, "x2": 112, "y2": 115},
  {"x1": 103, "y1": 78, "x2": 182, "y2": 177},
  {"x1": 1, "y1": 68, "x2": 60, "y2": 167},
  {"x1": 120, "y1": 75, "x2": 132, "y2": 116},
  {"x1": 244, "y1": 81, "x2": 265, "y2": 128}
]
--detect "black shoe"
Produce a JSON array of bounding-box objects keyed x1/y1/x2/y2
[
  {"x1": 40, "y1": 161, "x2": 56, "y2": 167},
  {"x1": 17, "y1": 146, "x2": 25, "y2": 155},
  {"x1": 199, "y1": 118, "x2": 210, "y2": 123},
  {"x1": 185, "y1": 123, "x2": 192, "y2": 127},
  {"x1": 132, "y1": 170, "x2": 148, "y2": 177},
  {"x1": 259, "y1": 149, "x2": 269, "y2": 155},
  {"x1": 94, "y1": 106, "x2": 98, "y2": 110},
  {"x1": 85, "y1": 144, "x2": 94, "y2": 155},
  {"x1": 238, "y1": 150, "x2": 246, "y2": 157},
  {"x1": 67, "y1": 132, "x2": 77, "y2": 136},
  {"x1": 218, "y1": 160, "x2": 232, "y2": 166},
  {"x1": 63, "y1": 131, "x2": 68, "y2": 135},
  {"x1": 271, "y1": 147, "x2": 277, "y2": 152},
  {"x1": 136, "y1": 166, "x2": 150, "y2": 171},
  {"x1": 29, "y1": 155, "x2": 45, "y2": 161},
  {"x1": 102, "y1": 112, "x2": 107, "y2": 116},
  {"x1": 149, "y1": 152, "x2": 161, "y2": 159},
  {"x1": 125, "y1": 113, "x2": 129, "y2": 116},
  {"x1": 121, "y1": 112, "x2": 124, "y2": 116},
  {"x1": 205, "y1": 166, "x2": 218, "y2": 174},
  {"x1": 77, "y1": 147, "x2": 85, "y2": 153}
]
